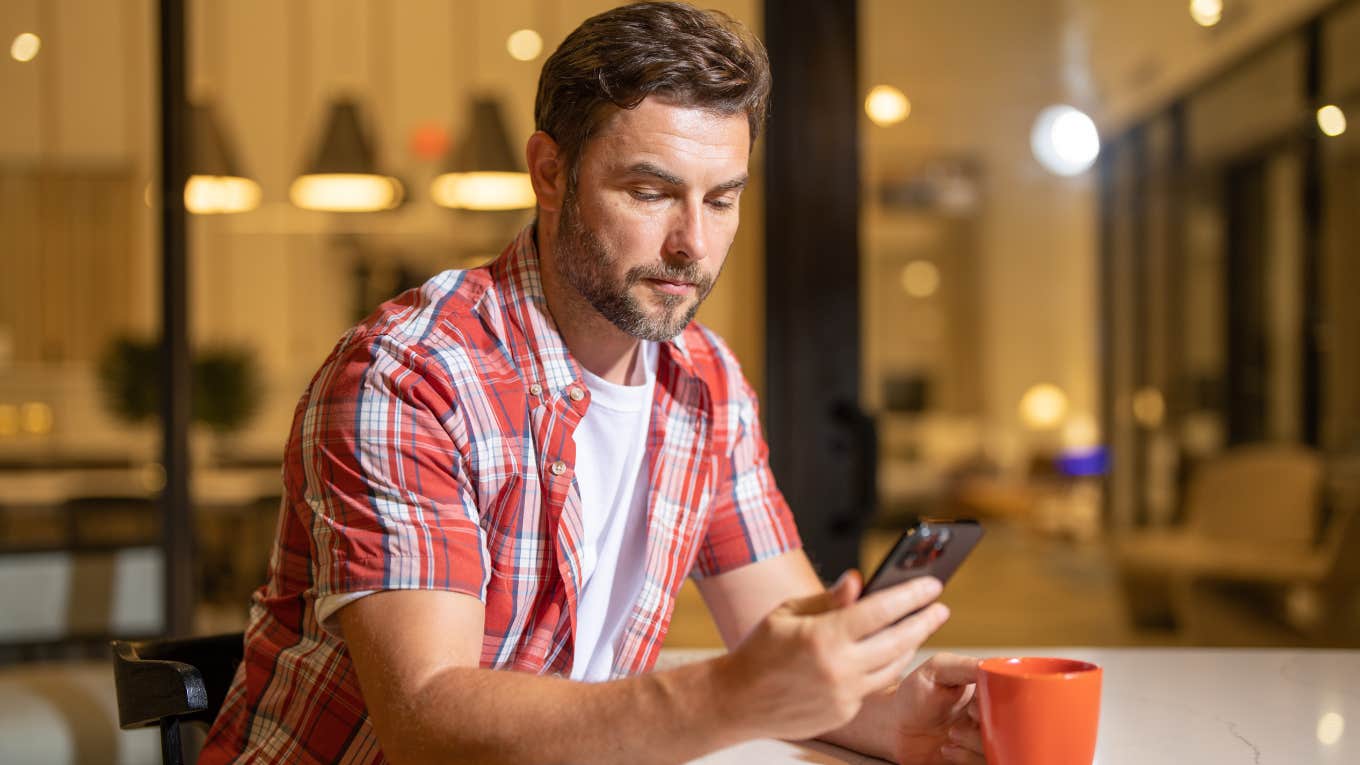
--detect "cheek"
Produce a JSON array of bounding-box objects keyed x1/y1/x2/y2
[{"x1": 593, "y1": 201, "x2": 670, "y2": 258}]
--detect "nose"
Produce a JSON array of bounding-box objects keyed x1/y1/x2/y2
[{"x1": 663, "y1": 198, "x2": 707, "y2": 264}]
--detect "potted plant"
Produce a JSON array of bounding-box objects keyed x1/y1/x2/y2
[{"x1": 98, "y1": 336, "x2": 262, "y2": 464}]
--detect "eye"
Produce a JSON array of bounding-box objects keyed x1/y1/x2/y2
[
  {"x1": 707, "y1": 196, "x2": 738, "y2": 210},
  {"x1": 629, "y1": 189, "x2": 665, "y2": 202}
]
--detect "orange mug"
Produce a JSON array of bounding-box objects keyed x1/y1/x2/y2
[{"x1": 977, "y1": 657, "x2": 1102, "y2": 765}]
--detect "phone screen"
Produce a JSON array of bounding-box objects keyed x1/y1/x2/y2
[{"x1": 860, "y1": 519, "x2": 984, "y2": 604}]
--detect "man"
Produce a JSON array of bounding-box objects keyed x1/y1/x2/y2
[{"x1": 201, "y1": 3, "x2": 986, "y2": 763}]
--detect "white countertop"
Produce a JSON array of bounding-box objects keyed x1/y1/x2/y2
[{"x1": 659, "y1": 647, "x2": 1360, "y2": 764}]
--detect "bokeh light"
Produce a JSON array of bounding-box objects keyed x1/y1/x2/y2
[
  {"x1": 900, "y1": 260, "x2": 941, "y2": 298},
  {"x1": 865, "y1": 85, "x2": 911, "y2": 127},
  {"x1": 1031, "y1": 105, "x2": 1100, "y2": 176},
  {"x1": 1317, "y1": 105, "x2": 1347, "y2": 137},
  {"x1": 10, "y1": 32, "x2": 41, "y2": 63},
  {"x1": 1020, "y1": 384, "x2": 1069, "y2": 430},
  {"x1": 1189, "y1": 0, "x2": 1223, "y2": 28},
  {"x1": 507, "y1": 29, "x2": 543, "y2": 62}
]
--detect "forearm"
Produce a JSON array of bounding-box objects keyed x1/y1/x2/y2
[
  {"x1": 814, "y1": 684, "x2": 899, "y2": 762},
  {"x1": 377, "y1": 655, "x2": 755, "y2": 765}
]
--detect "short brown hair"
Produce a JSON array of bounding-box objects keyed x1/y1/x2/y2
[{"x1": 534, "y1": 1, "x2": 770, "y2": 188}]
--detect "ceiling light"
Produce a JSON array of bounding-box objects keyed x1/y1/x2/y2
[
  {"x1": 291, "y1": 98, "x2": 403, "y2": 212},
  {"x1": 1031, "y1": 105, "x2": 1100, "y2": 176},
  {"x1": 185, "y1": 102, "x2": 261, "y2": 214},
  {"x1": 507, "y1": 29, "x2": 543, "y2": 62},
  {"x1": 1020, "y1": 384, "x2": 1069, "y2": 430},
  {"x1": 432, "y1": 97, "x2": 534, "y2": 211},
  {"x1": 10, "y1": 32, "x2": 40, "y2": 62},
  {"x1": 1190, "y1": 0, "x2": 1223, "y2": 27},
  {"x1": 865, "y1": 85, "x2": 911, "y2": 127},
  {"x1": 1317, "y1": 105, "x2": 1347, "y2": 137}
]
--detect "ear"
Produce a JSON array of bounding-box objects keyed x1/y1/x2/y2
[{"x1": 526, "y1": 131, "x2": 566, "y2": 213}]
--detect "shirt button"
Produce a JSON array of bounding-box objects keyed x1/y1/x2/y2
[
  {"x1": 568, "y1": 386, "x2": 585, "y2": 402},
  {"x1": 529, "y1": 383, "x2": 543, "y2": 396},
  {"x1": 551, "y1": 461, "x2": 567, "y2": 476}
]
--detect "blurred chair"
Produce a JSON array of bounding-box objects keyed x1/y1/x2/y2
[
  {"x1": 1114, "y1": 444, "x2": 1334, "y2": 640},
  {"x1": 111, "y1": 632, "x2": 243, "y2": 765},
  {"x1": 1168, "y1": 505, "x2": 1360, "y2": 644}
]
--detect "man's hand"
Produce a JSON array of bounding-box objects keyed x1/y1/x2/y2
[
  {"x1": 712, "y1": 570, "x2": 951, "y2": 741},
  {"x1": 891, "y1": 654, "x2": 985, "y2": 765}
]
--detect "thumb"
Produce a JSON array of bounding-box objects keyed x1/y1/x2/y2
[
  {"x1": 787, "y1": 569, "x2": 862, "y2": 615},
  {"x1": 832, "y1": 568, "x2": 863, "y2": 606}
]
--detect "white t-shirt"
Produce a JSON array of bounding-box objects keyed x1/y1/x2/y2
[
  {"x1": 567, "y1": 341, "x2": 657, "y2": 681},
  {"x1": 315, "y1": 343, "x2": 657, "y2": 684}
]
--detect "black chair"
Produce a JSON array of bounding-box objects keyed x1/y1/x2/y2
[{"x1": 111, "y1": 632, "x2": 244, "y2": 765}]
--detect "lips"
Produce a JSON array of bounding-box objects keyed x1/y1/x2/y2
[{"x1": 645, "y1": 278, "x2": 694, "y2": 295}]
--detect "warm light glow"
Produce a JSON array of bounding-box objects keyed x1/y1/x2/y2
[
  {"x1": 1318, "y1": 105, "x2": 1347, "y2": 137},
  {"x1": 1031, "y1": 105, "x2": 1100, "y2": 176},
  {"x1": 0, "y1": 404, "x2": 17, "y2": 437},
  {"x1": 1063, "y1": 413, "x2": 1101, "y2": 449},
  {"x1": 507, "y1": 29, "x2": 543, "y2": 62},
  {"x1": 10, "y1": 32, "x2": 40, "y2": 62},
  {"x1": 185, "y1": 175, "x2": 262, "y2": 214},
  {"x1": 1132, "y1": 387, "x2": 1166, "y2": 429},
  {"x1": 20, "y1": 402, "x2": 53, "y2": 435},
  {"x1": 1020, "y1": 384, "x2": 1069, "y2": 430},
  {"x1": 1189, "y1": 0, "x2": 1223, "y2": 27},
  {"x1": 290, "y1": 173, "x2": 403, "y2": 212},
  {"x1": 900, "y1": 260, "x2": 941, "y2": 298},
  {"x1": 865, "y1": 85, "x2": 911, "y2": 127},
  {"x1": 1318, "y1": 712, "x2": 1345, "y2": 746},
  {"x1": 431, "y1": 171, "x2": 536, "y2": 211}
]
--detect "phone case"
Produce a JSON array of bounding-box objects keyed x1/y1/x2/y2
[{"x1": 861, "y1": 519, "x2": 984, "y2": 599}]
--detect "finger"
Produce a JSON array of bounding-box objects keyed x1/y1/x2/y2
[
  {"x1": 947, "y1": 722, "x2": 985, "y2": 755},
  {"x1": 941, "y1": 744, "x2": 986, "y2": 764},
  {"x1": 826, "y1": 568, "x2": 859, "y2": 604},
  {"x1": 917, "y1": 652, "x2": 982, "y2": 687},
  {"x1": 785, "y1": 569, "x2": 859, "y2": 616},
  {"x1": 835, "y1": 576, "x2": 943, "y2": 639},
  {"x1": 859, "y1": 636, "x2": 923, "y2": 692},
  {"x1": 851, "y1": 603, "x2": 950, "y2": 672},
  {"x1": 829, "y1": 569, "x2": 862, "y2": 608},
  {"x1": 967, "y1": 696, "x2": 980, "y2": 723}
]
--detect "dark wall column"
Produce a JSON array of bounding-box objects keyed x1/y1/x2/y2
[
  {"x1": 763, "y1": 0, "x2": 867, "y2": 580},
  {"x1": 159, "y1": 0, "x2": 195, "y2": 636},
  {"x1": 1301, "y1": 20, "x2": 1323, "y2": 447}
]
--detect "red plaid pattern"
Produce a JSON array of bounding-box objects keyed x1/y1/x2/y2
[{"x1": 199, "y1": 225, "x2": 802, "y2": 763}]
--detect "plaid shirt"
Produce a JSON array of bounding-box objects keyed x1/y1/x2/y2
[{"x1": 200, "y1": 225, "x2": 802, "y2": 764}]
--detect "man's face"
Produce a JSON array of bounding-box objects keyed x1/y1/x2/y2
[{"x1": 553, "y1": 98, "x2": 750, "y2": 342}]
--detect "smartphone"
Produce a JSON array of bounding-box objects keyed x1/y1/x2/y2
[{"x1": 859, "y1": 518, "x2": 984, "y2": 616}]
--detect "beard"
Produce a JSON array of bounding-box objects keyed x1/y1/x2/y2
[{"x1": 552, "y1": 193, "x2": 717, "y2": 342}]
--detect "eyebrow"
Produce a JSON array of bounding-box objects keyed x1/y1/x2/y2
[{"x1": 622, "y1": 161, "x2": 749, "y2": 194}]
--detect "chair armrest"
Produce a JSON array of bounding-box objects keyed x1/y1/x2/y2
[{"x1": 111, "y1": 640, "x2": 208, "y2": 729}]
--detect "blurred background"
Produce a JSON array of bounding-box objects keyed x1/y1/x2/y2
[{"x1": 1, "y1": 0, "x2": 1359, "y2": 760}]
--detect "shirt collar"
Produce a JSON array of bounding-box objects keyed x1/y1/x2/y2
[{"x1": 485, "y1": 224, "x2": 700, "y2": 395}]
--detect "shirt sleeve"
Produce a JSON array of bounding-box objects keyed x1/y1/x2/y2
[
  {"x1": 296, "y1": 331, "x2": 489, "y2": 611},
  {"x1": 690, "y1": 372, "x2": 803, "y2": 579}
]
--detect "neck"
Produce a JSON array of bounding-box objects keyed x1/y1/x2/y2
[{"x1": 535, "y1": 220, "x2": 648, "y2": 386}]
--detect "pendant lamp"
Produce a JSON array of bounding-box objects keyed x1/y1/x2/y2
[
  {"x1": 431, "y1": 97, "x2": 535, "y2": 211},
  {"x1": 184, "y1": 101, "x2": 261, "y2": 214},
  {"x1": 290, "y1": 97, "x2": 404, "y2": 212}
]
